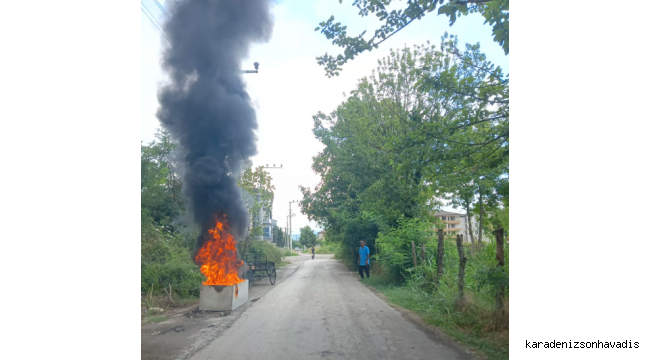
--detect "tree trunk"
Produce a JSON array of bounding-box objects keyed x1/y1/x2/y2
[
  {"x1": 478, "y1": 189, "x2": 484, "y2": 246},
  {"x1": 411, "y1": 241, "x2": 417, "y2": 267},
  {"x1": 436, "y1": 229, "x2": 444, "y2": 284},
  {"x1": 465, "y1": 201, "x2": 475, "y2": 249},
  {"x1": 420, "y1": 243, "x2": 426, "y2": 265},
  {"x1": 493, "y1": 228, "x2": 507, "y2": 329},
  {"x1": 455, "y1": 234, "x2": 466, "y2": 306}
]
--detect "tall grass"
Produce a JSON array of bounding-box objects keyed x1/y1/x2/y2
[
  {"x1": 282, "y1": 249, "x2": 298, "y2": 257},
  {"x1": 363, "y1": 241, "x2": 509, "y2": 360},
  {"x1": 316, "y1": 242, "x2": 339, "y2": 254}
]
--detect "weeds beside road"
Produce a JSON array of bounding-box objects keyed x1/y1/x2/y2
[{"x1": 360, "y1": 275, "x2": 507, "y2": 360}]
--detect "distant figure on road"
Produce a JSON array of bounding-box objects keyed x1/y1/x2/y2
[
  {"x1": 358, "y1": 240, "x2": 370, "y2": 279},
  {"x1": 311, "y1": 246, "x2": 315, "y2": 260}
]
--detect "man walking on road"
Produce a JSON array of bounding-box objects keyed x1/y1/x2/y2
[{"x1": 358, "y1": 240, "x2": 370, "y2": 279}]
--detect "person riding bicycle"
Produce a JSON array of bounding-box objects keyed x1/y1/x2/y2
[{"x1": 311, "y1": 246, "x2": 315, "y2": 260}]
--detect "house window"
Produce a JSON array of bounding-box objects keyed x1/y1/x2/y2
[
  {"x1": 449, "y1": 216, "x2": 455, "y2": 221},
  {"x1": 442, "y1": 216, "x2": 446, "y2": 220}
]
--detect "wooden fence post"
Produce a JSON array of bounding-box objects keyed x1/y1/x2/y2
[
  {"x1": 493, "y1": 228, "x2": 506, "y2": 329},
  {"x1": 411, "y1": 241, "x2": 417, "y2": 267},
  {"x1": 456, "y1": 234, "x2": 466, "y2": 306},
  {"x1": 420, "y1": 243, "x2": 426, "y2": 265},
  {"x1": 436, "y1": 229, "x2": 444, "y2": 283}
]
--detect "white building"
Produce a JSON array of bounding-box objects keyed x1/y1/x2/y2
[{"x1": 432, "y1": 211, "x2": 487, "y2": 243}]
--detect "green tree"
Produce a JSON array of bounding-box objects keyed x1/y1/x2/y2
[
  {"x1": 301, "y1": 45, "x2": 440, "y2": 264},
  {"x1": 141, "y1": 129, "x2": 202, "y2": 298},
  {"x1": 238, "y1": 163, "x2": 275, "y2": 240},
  {"x1": 302, "y1": 40, "x2": 507, "y2": 267},
  {"x1": 272, "y1": 226, "x2": 286, "y2": 248},
  {"x1": 315, "y1": 0, "x2": 509, "y2": 77},
  {"x1": 141, "y1": 129, "x2": 184, "y2": 227},
  {"x1": 299, "y1": 226, "x2": 318, "y2": 248}
]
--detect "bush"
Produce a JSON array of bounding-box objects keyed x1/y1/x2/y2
[
  {"x1": 333, "y1": 243, "x2": 357, "y2": 268},
  {"x1": 374, "y1": 217, "x2": 438, "y2": 282},
  {"x1": 245, "y1": 240, "x2": 284, "y2": 265},
  {"x1": 360, "y1": 241, "x2": 509, "y2": 360},
  {"x1": 316, "y1": 242, "x2": 339, "y2": 254},
  {"x1": 141, "y1": 215, "x2": 203, "y2": 298}
]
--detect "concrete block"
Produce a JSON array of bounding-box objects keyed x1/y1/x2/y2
[{"x1": 199, "y1": 280, "x2": 248, "y2": 311}]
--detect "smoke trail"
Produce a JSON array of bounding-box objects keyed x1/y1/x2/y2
[{"x1": 156, "y1": 0, "x2": 273, "y2": 248}]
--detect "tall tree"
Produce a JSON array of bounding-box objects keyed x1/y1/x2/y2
[
  {"x1": 315, "y1": 0, "x2": 509, "y2": 77},
  {"x1": 299, "y1": 226, "x2": 318, "y2": 248},
  {"x1": 141, "y1": 128, "x2": 184, "y2": 227},
  {"x1": 238, "y1": 164, "x2": 275, "y2": 239},
  {"x1": 272, "y1": 226, "x2": 285, "y2": 248},
  {"x1": 302, "y1": 40, "x2": 508, "y2": 264}
]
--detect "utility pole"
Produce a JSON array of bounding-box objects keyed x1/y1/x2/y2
[
  {"x1": 260, "y1": 164, "x2": 281, "y2": 244},
  {"x1": 289, "y1": 200, "x2": 299, "y2": 251}
]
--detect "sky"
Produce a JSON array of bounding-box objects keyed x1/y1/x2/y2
[{"x1": 141, "y1": 0, "x2": 509, "y2": 237}]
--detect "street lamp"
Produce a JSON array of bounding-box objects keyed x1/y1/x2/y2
[{"x1": 241, "y1": 62, "x2": 260, "y2": 74}]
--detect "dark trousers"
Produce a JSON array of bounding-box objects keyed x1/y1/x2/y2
[{"x1": 358, "y1": 265, "x2": 369, "y2": 279}]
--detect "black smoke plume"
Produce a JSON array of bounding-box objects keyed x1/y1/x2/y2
[{"x1": 156, "y1": 0, "x2": 273, "y2": 249}]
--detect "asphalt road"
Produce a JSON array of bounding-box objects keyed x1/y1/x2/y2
[{"x1": 190, "y1": 255, "x2": 475, "y2": 360}]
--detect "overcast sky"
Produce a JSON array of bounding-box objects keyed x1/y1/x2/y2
[{"x1": 141, "y1": 0, "x2": 509, "y2": 236}]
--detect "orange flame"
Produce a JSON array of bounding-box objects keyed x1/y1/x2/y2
[{"x1": 195, "y1": 216, "x2": 244, "y2": 286}]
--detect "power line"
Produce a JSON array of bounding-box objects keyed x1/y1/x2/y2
[
  {"x1": 141, "y1": 2, "x2": 168, "y2": 42},
  {"x1": 154, "y1": 0, "x2": 171, "y2": 19},
  {"x1": 142, "y1": 1, "x2": 165, "y2": 33}
]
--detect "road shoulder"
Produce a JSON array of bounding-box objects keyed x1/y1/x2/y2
[
  {"x1": 359, "y1": 277, "x2": 488, "y2": 360},
  {"x1": 141, "y1": 261, "x2": 301, "y2": 360}
]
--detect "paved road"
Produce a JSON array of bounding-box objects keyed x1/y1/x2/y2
[{"x1": 190, "y1": 256, "x2": 474, "y2": 360}]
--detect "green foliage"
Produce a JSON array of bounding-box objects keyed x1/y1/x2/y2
[
  {"x1": 238, "y1": 163, "x2": 275, "y2": 238},
  {"x1": 316, "y1": 241, "x2": 340, "y2": 254},
  {"x1": 302, "y1": 42, "x2": 509, "y2": 357},
  {"x1": 272, "y1": 226, "x2": 286, "y2": 248},
  {"x1": 282, "y1": 249, "x2": 298, "y2": 257},
  {"x1": 375, "y1": 217, "x2": 441, "y2": 281},
  {"x1": 141, "y1": 130, "x2": 202, "y2": 299},
  {"x1": 145, "y1": 315, "x2": 167, "y2": 324},
  {"x1": 141, "y1": 129, "x2": 184, "y2": 227},
  {"x1": 242, "y1": 240, "x2": 284, "y2": 266},
  {"x1": 363, "y1": 272, "x2": 508, "y2": 360},
  {"x1": 315, "y1": 0, "x2": 509, "y2": 77},
  {"x1": 361, "y1": 239, "x2": 510, "y2": 359},
  {"x1": 299, "y1": 226, "x2": 318, "y2": 248},
  {"x1": 302, "y1": 41, "x2": 507, "y2": 268}
]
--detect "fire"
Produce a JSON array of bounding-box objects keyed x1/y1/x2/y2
[{"x1": 195, "y1": 216, "x2": 244, "y2": 286}]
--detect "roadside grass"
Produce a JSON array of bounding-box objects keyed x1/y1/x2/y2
[
  {"x1": 360, "y1": 274, "x2": 508, "y2": 360},
  {"x1": 282, "y1": 249, "x2": 298, "y2": 257},
  {"x1": 176, "y1": 296, "x2": 199, "y2": 306},
  {"x1": 144, "y1": 315, "x2": 167, "y2": 324},
  {"x1": 276, "y1": 261, "x2": 291, "y2": 268},
  {"x1": 302, "y1": 244, "x2": 337, "y2": 255},
  {"x1": 316, "y1": 243, "x2": 338, "y2": 254}
]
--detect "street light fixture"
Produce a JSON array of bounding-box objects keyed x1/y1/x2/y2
[{"x1": 241, "y1": 62, "x2": 260, "y2": 74}]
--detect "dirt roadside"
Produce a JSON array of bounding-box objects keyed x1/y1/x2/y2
[{"x1": 141, "y1": 255, "x2": 317, "y2": 360}]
